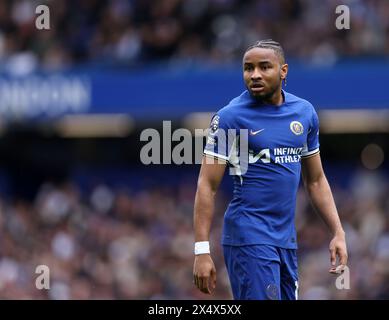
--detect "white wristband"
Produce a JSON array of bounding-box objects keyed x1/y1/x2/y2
[{"x1": 194, "y1": 241, "x2": 210, "y2": 255}]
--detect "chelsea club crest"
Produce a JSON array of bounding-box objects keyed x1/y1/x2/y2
[{"x1": 290, "y1": 121, "x2": 303, "y2": 135}]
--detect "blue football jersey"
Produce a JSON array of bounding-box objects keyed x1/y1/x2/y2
[{"x1": 204, "y1": 90, "x2": 320, "y2": 249}]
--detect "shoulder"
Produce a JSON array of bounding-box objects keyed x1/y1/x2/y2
[
  {"x1": 215, "y1": 90, "x2": 249, "y2": 119},
  {"x1": 285, "y1": 91, "x2": 318, "y2": 117},
  {"x1": 285, "y1": 91, "x2": 315, "y2": 109}
]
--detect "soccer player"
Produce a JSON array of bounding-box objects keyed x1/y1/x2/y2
[{"x1": 192, "y1": 40, "x2": 348, "y2": 300}]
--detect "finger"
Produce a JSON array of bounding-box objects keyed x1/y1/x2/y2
[
  {"x1": 329, "y1": 267, "x2": 340, "y2": 274},
  {"x1": 202, "y1": 277, "x2": 211, "y2": 294},
  {"x1": 329, "y1": 268, "x2": 337, "y2": 274},
  {"x1": 194, "y1": 275, "x2": 199, "y2": 289},
  {"x1": 336, "y1": 264, "x2": 346, "y2": 273},
  {"x1": 211, "y1": 268, "x2": 217, "y2": 290},
  {"x1": 198, "y1": 277, "x2": 205, "y2": 293},
  {"x1": 329, "y1": 248, "x2": 336, "y2": 266},
  {"x1": 329, "y1": 264, "x2": 345, "y2": 274},
  {"x1": 199, "y1": 277, "x2": 210, "y2": 294},
  {"x1": 339, "y1": 250, "x2": 348, "y2": 267}
]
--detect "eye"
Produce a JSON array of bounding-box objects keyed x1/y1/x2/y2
[{"x1": 244, "y1": 65, "x2": 254, "y2": 71}]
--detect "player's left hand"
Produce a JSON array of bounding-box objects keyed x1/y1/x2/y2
[{"x1": 328, "y1": 231, "x2": 348, "y2": 274}]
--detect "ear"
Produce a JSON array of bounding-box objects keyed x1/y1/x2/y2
[{"x1": 280, "y1": 64, "x2": 288, "y2": 80}]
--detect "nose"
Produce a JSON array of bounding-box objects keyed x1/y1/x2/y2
[{"x1": 251, "y1": 68, "x2": 262, "y2": 80}]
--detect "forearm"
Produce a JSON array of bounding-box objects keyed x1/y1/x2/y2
[
  {"x1": 194, "y1": 182, "x2": 216, "y2": 242},
  {"x1": 306, "y1": 175, "x2": 344, "y2": 236}
]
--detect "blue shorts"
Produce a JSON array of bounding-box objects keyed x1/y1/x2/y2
[{"x1": 223, "y1": 244, "x2": 298, "y2": 300}]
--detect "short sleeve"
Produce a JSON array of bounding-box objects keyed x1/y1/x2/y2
[
  {"x1": 301, "y1": 107, "x2": 320, "y2": 158},
  {"x1": 203, "y1": 112, "x2": 236, "y2": 162}
]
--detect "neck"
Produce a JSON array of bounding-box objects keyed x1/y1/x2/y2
[
  {"x1": 253, "y1": 89, "x2": 284, "y2": 106},
  {"x1": 264, "y1": 89, "x2": 284, "y2": 106}
]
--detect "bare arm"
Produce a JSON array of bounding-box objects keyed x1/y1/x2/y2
[
  {"x1": 193, "y1": 155, "x2": 227, "y2": 294},
  {"x1": 301, "y1": 153, "x2": 348, "y2": 273},
  {"x1": 194, "y1": 156, "x2": 227, "y2": 242}
]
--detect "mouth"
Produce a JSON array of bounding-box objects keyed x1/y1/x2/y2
[{"x1": 250, "y1": 83, "x2": 265, "y2": 92}]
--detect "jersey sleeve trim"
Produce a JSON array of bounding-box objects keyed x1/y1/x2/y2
[
  {"x1": 203, "y1": 150, "x2": 229, "y2": 162},
  {"x1": 301, "y1": 148, "x2": 320, "y2": 158}
]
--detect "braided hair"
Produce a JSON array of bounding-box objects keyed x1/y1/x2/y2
[{"x1": 245, "y1": 39, "x2": 285, "y2": 64}]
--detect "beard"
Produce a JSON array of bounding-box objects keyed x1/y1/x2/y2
[{"x1": 248, "y1": 81, "x2": 281, "y2": 102}]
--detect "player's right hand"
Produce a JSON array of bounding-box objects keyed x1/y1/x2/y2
[{"x1": 193, "y1": 254, "x2": 217, "y2": 294}]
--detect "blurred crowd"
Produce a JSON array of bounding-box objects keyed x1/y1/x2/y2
[
  {"x1": 0, "y1": 0, "x2": 388, "y2": 73},
  {"x1": 0, "y1": 166, "x2": 388, "y2": 299}
]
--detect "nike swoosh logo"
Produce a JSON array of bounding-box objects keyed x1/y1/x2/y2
[{"x1": 250, "y1": 129, "x2": 265, "y2": 135}]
